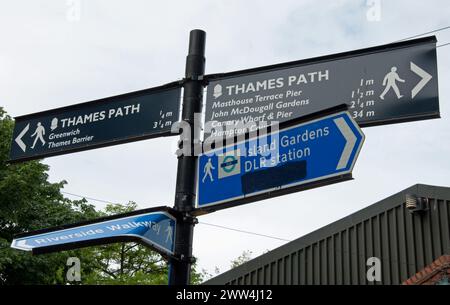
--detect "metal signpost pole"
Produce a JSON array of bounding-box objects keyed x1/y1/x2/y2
[{"x1": 169, "y1": 30, "x2": 206, "y2": 285}]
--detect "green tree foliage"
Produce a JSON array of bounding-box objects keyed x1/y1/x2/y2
[
  {"x1": 0, "y1": 107, "x2": 100, "y2": 284},
  {"x1": 230, "y1": 250, "x2": 253, "y2": 269},
  {"x1": 0, "y1": 107, "x2": 207, "y2": 284}
]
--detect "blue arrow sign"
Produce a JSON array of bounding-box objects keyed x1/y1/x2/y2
[
  {"x1": 197, "y1": 111, "x2": 365, "y2": 210},
  {"x1": 11, "y1": 209, "x2": 176, "y2": 256}
]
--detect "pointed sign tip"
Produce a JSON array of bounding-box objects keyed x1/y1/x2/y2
[
  {"x1": 15, "y1": 123, "x2": 30, "y2": 153},
  {"x1": 411, "y1": 61, "x2": 433, "y2": 99}
]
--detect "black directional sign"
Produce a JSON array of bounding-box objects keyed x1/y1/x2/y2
[
  {"x1": 10, "y1": 84, "x2": 181, "y2": 162},
  {"x1": 204, "y1": 36, "x2": 439, "y2": 139}
]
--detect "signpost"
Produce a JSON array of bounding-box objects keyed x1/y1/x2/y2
[
  {"x1": 11, "y1": 207, "x2": 177, "y2": 257},
  {"x1": 204, "y1": 36, "x2": 438, "y2": 139},
  {"x1": 169, "y1": 30, "x2": 206, "y2": 285},
  {"x1": 196, "y1": 108, "x2": 365, "y2": 212},
  {"x1": 9, "y1": 84, "x2": 181, "y2": 162},
  {"x1": 7, "y1": 31, "x2": 441, "y2": 286}
]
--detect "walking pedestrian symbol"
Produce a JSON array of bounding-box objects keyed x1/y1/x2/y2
[
  {"x1": 165, "y1": 225, "x2": 173, "y2": 244},
  {"x1": 202, "y1": 158, "x2": 215, "y2": 183},
  {"x1": 380, "y1": 66, "x2": 405, "y2": 100},
  {"x1": 31, "y1": 122, "x2": 46, "y2": 149}
]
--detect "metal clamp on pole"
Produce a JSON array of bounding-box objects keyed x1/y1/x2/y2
[
  {"x1": 182, "y1": 214, "x2": 199, "y2": 225},
  {"x1": 168, "y1": 253, "x2": 197, "y2": 264},
  {"x1": 168, "y1": 29, "x2": 206, "y2": 286},
  {"x1": 177, "y1": 76, "x2": 208, "y2": 88}
]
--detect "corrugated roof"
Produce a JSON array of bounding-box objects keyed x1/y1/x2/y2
[{"x1": 204, "y1": 184, "x2": 450, "y2": 285}]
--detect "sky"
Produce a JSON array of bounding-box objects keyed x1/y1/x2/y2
[{"x1": 1, "y1": 0, "x2": 450, "y2": 280}]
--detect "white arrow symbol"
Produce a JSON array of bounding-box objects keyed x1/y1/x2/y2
[
  {"x1": 15, "y1": 123, "x2": 30, "y2": 152},
  {"x1": 11, "y1": 239, "x2": 33, "y2": 251},
  {"x1": 411, "y1": 62, "x2": 432, "y2": 99},
  {"x1": 334, "y1": 117, "x2": 357, "y2": 170}
]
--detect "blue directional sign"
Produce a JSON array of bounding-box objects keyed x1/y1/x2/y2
[
  {"x1": 11, "y1": 208, "x2": 177, "y2": 256},
  {"x1": 197, "y1": 111, "x2": 365, "y2": 210}
]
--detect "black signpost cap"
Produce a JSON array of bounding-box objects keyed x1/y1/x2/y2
[{"x1": 185, "y1": 30, "x2": 206, "y2": 79}]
